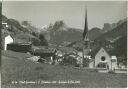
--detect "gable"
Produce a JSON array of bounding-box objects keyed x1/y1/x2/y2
[
  {"x1": 5, "y1": 35, "x2": 14, "y2": 44},
  {"x1": 95, "y1": 48, "x2": 111, "y2": 58},
  {"x1": 5, "y1": 35, "x2": 13, "y2": 40}
]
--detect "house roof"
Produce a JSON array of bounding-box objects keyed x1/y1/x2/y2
[
  {"x1": 3, "y1": 34, "x2": 14, "y2": 39},
  {"x1": 8, "y1": 42, "x2": 32, "y2": 45},
  {"x1": 13, "y1": 38, "x2": 29, "y2": 43},
  {"x1": 88, "y1": 47, "x2": 116, "y2": 58},
  {"x1": 34, "y1": 48, "x2": 55, "y2": 54}
]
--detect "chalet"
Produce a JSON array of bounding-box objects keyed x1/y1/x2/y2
[
  {"x1": 32, "y1": 48, "x2": 57, "y2": 64},
  {"x1": 88, "y1": 47, "x2": 118, "y2": 70},
  {"x1": 4, "y1": 35, "x2": 14, "y2": 50},
  {"x1": 3, "y1": 34, "x2": 32, "y2": 53}
]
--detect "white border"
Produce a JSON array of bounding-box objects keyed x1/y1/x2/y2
[
  {"x1": 1, "y1": 0, "x2": 128, "y2": 1},
  {"x1": 1, "y1": 0, "x2": 128, "y2": 89}
]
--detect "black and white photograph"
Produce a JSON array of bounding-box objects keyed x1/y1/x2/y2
[{"x1": 1, "y1": 0, "x2": 127, "y2": 88}]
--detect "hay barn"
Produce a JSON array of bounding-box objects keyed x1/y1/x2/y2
[{"x1": 7, "y1": 42, "x2": 32, "y2": 53}]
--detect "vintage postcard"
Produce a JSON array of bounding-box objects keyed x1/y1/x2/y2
[{"x1": 1, "y1": 0, "x2": 127, "y2": 88}]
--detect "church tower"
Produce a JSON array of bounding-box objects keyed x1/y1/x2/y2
[{"x1": 82, "y1": 8, "x2": 91, "y2": 67}]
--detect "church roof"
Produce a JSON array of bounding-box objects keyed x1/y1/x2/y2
[{"x1": 88, "y1": 47, "x2": 116, "y2": 58}]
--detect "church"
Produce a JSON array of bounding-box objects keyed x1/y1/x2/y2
[{"x1": 88, "y1": 47, "x2": 118, "y2": 70}]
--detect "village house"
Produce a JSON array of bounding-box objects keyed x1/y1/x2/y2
[
  {"x1": 2, "y1": 22, "x2": 9, "y2": 28},
  {"x1": 4, "y1": 35, "x2": 14, "y2": 50},
  {"x1": 88, "y1": 47, "x2": 118, "y2": 70},
  {"x1": 32, "y1": 48, "x2": 57, "y2": 64},
  {"x1": 117, "y1": 57, "x2": 127, "y2": 69},
  {"x1": 2, "y1": 22, "x2": 13, "y2": 50},
  {"x1": 3, "y1": 34, "x2": 32, "y2": 53}
]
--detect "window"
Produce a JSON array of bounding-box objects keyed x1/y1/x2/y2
[
  {"x1": 101, "y1": 56, "x2": 106, "y2": 61},
  {"x1": 97, "y1": 63, "x2": 107, "y2": 68}
]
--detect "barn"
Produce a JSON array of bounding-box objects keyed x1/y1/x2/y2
[{"x1": 7, "y1": 42, "x2": 32, "y2": 53}]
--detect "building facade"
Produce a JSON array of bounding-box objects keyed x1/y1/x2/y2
[
  {"x1": 89, "y1": 47, "x2": 118, "y2": 70},
  {"x1": 4, "y1": 35, "x2": 14, "y2": 50},
  {"x1": 95, "y1": 48, "x2": 118, "y2": 70}
]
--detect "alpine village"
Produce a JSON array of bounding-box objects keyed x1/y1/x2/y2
[{"x1": 1, "y1": 5, "x2": 127, "y2": 88}]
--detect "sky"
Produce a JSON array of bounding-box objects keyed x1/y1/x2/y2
[{"x1": 2, "y1": 1, "x2": 127, "y2": 30}]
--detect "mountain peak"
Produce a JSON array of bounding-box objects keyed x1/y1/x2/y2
[
  {"x1": 54, "y1": 20, "x2": 65, "y2": 27},
  {"x1": 52, "y1": 20, "x2": 68, "y2": 31}
]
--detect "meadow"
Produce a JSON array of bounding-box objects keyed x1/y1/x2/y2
[{"x1": 1, "y1": 51, "x2": 127, "y2": 88}]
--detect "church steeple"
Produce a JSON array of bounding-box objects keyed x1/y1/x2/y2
[
  {"x1": 83, "y1": 8, "x2": 88, "y2": 41},
  {"x1": 83, "y1": 8, "x2": 90, "y2": 49}
]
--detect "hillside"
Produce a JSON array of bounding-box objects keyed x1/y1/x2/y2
[
  {"x1": 110, "y1": 35, "x2": 127, "y2": 58},
  {"x1": 94, "y1": 21, "x2": 127, "y2": 59},
  {"x1": 66, "y1": 27, "x2": 103, "y2": 51},
  {"x1": 2, "y1": 15, "x2": 35, "y2": 38},
  {"x1": 2, "y1": 15, "x2": 29, "y2": 34},
  {"x1": 86, "y1": 27, "x2": 103, "y2": 41},
  {"x1": 102, "y1": 18, "x2": 127, "y2": 33},
  {"x1": 2, "y1": 15, "x2": 47, "y2": 46},
  {"x1": 95, "y1": 21, "x2": 127, "y2": 44},
  {"x1": 41, "y1": 21, "x2": 103, "y2": 45},
  {"x1": 46, "y1": 21, "x2": 83, "y2": 45},
  {"x1": 2, "y1": 50, "x2": 127, "y2": 88},
  {"x1": 67, "y1": 20, "x2": 127, "y2": 57}
]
